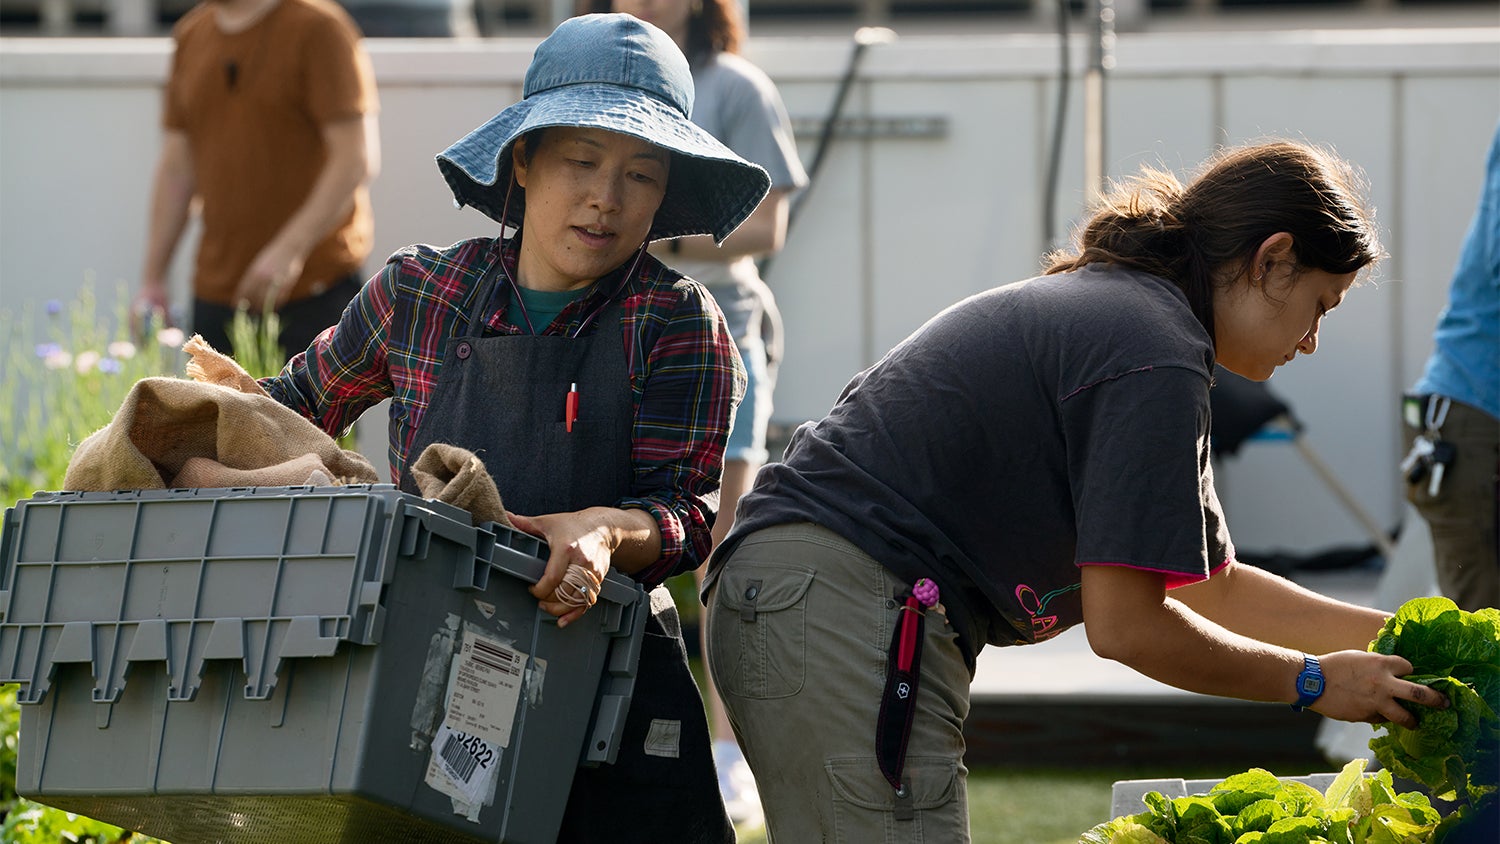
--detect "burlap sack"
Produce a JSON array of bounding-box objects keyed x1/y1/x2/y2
[
  {"x1": 62, "y1": 336, "x2": 379, "y2": 491},
  {"x1": 183, "y1": 335, "x2": 269, "y2": 398},
  {"x1": 171, "y1": 454, "x2": 334, "y2": 489},
  {"x1": 410, "y1": 443, "x2": 510, "y2": 527}
]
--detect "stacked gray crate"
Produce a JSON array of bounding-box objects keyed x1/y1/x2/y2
[{"x1": 0, "y1": 484, "x2": 649, "y2": 844}]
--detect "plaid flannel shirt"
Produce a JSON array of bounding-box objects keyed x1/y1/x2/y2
[{"x1": 262, "y1": 237, "x2": 745, "y2": 586}]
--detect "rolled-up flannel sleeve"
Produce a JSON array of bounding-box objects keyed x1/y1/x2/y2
[
  {"x1": 620, "y1": 286, "x2": 746, "y2": 586},
  {"x1": 260, "y1": 263, "x2": 396, "y2": 436}
]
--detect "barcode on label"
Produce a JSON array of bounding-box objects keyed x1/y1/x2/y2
[
  {"x1": 471, "y1": 637, "x2": 521, "y2": 676},
  {"x1": 439, "y1": 731, "x2": 487, "y2": 783}
]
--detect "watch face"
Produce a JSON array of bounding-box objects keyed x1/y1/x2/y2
[{"x1": 1300, "y1": 675, "x2": 1324, "y2": 695}]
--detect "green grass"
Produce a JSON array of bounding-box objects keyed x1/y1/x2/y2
[{"x1": 968, "y1": 767, "x2": 1130, "y2": 844}]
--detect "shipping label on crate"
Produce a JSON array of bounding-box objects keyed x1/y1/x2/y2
[
  {"x1": 423, "y1": 627, "x2": 528, "y2": 818},
  {"x1": 428, "y1": 723, "x2": 500, "y2": 810},
  {"x1": 446, "y1": 628, "x2": 526, "y2": 749}
]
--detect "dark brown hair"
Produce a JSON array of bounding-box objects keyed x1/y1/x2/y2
[
  {"x1": 1044, "y1": 140, "x2": 1383, "y2": 340},
  {"x1": 580, "y1": 1, "x2": 744, "y2": 61}
]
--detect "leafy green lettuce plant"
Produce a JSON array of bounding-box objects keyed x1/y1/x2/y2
[
  {"x1": 1368, "y1": 597, "x2": 1499, "y2": 821},
  {"x1": 1080, "y1": 759, "x2": 1442, "y2": 844}
]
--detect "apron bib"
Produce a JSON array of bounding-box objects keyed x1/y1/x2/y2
[{"x1": 400, "y1": 256, "x2": 732, "y2": 843}]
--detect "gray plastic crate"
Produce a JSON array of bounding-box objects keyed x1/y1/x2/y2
[{"x1": 0, "y1": 484, "x2": 649, "y2": 844}]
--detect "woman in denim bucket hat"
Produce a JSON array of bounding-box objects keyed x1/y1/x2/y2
[{"x1": 262, "y1": 13, "x2": 768, "y2": 842}]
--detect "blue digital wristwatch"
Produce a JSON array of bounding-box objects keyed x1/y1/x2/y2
[{"x1": 1291, "y1": 654, "x2": 1325, "y2": 712}]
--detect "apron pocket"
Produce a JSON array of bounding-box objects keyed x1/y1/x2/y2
[
  {"x1": 540, "y1": 427, "x2": 626, "y2": 513},
  {"x1": 824, "y1": 756, "x2": 963, "y2": 843},
  {"x1": 708, "y1": 563, "x2": 814, "y2": 699}
]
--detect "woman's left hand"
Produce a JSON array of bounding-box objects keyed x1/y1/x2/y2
[{"x1": 509, "y1": 511, "x2": 613, "y2": 628}]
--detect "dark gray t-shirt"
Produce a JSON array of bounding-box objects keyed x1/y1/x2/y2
[{"x1": 708, "y1": 265, "x2": 1235, "y2": 667}]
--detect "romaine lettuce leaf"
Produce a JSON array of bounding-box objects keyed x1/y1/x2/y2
[
  {"x1": 1368, "y1": 597, "x2": 1500, "y2": 812},
  {"x1": 1230, "y1": 799, "x2": 1284, "y2": 835},
  {"x1": 1256, "y1": 815, "x2": 1328, "y2": 844},
  {"x1": 1211, "y1": 769, "x2": 1283, "y2": 816},
  {"x1": 1106, "y1": 823, "x2": 1172, "y2": 844}
]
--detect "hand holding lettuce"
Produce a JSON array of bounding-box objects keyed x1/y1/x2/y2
[
  {"x1": 1081, "y1": 596, "x2": 1499, "y2": 844},
  {"x1": 1367, "y1": 597, "x2": 1498, "y2": 813}
]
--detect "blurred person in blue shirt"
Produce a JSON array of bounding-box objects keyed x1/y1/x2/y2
[{"x1": 1402, "y1": 121, "x2": 1499, "y2": 612}]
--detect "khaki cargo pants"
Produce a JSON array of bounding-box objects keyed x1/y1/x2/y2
[
  {"x1": 705, "y1": 523, "x2": 972, "y2": 842},
  {"x1": 1402, "y1": 396, "x2": 1500, "y2": 611}
]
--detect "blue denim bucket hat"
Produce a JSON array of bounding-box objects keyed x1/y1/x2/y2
[{"x1": 437, "y1": 13, "x2": 771, "y2": 243}]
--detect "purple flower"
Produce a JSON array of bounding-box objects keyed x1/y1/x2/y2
[
  {"x1": 98, "y1": 357, "x2": 122, "y2": 374},
  {"x1": 45, "y1": 300, "x2": 62, "y2": 317},
  {"x1": 34, "y1": 343, "x2": 61, "y2": 358}
]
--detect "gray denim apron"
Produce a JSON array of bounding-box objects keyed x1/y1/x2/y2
[{"x1": 399, "y1": 255, "x2": 733, "y2": 843}]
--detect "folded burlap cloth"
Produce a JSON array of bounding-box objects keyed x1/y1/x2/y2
[
  {"x1": 409, "y1": 442, "x2": 510, "y2": 527},
  {"x1": 64, "y1": 336, "x2": 510, "y2": 527},
  {"x1": 63, "y1": 335, "x2": 380, "y2": 491}
]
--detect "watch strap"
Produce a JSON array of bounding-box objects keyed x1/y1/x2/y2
[{"x1": 1291, "y1": 653, "x2": 1324, "y2": 712}]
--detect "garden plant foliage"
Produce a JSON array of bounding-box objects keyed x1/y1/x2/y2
[
  {"x1": 1, "y1": 285, "x2": 285, "y2": 506},
  {"x1": 0, "y1": 284, "x2": 187, "y2": 506},
  {"x1": 1080, "y1": 596, "x2": 1499, "y2": 844},
  {"x1": 1368, "y1": 597, "x2": 1499, "y2": 815},
  {"x1": 1079, "y1": 759, "x2": 1445, "y2": 844}
]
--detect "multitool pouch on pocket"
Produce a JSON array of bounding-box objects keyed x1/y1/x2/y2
[{"x1": 875, "y1": 577, "x2": 941, "y2": 819}]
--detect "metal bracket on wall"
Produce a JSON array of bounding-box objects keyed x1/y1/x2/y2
[{"x1": 791, "y1": 115, "x2": 949, "y2": 142}]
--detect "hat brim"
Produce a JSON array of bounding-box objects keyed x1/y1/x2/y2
[{"x1": 437, "y1": 83, "x2": 771, "y2": 244}]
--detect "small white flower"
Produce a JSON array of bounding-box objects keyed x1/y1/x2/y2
[
  {"x1": 43, "y1": 349, "x2": 72, "y2": 370},
  {"x1": 108, "y1": 341, "x2": 137, "y2": 359},
  {"x1": 157, "y1": 327, "x2": 186, "y2": 348},
  {"x1": 74, "y1": 350, "x2": 101, "y2": 374}
]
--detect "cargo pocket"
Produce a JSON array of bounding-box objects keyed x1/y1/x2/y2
[
  {"x1": 824, "y1": 756, "x2": 964, "y2": 844},
  {"x1": 708, "y1": 564, "x2": 815, "y2": 699}
]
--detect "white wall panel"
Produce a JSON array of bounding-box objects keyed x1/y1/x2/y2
[
  {"x1": 764, "y1": 75, "x2": 870, "y2": 422},
  {"x1": 1395, "y1": 78, "x2": 1497, "y2": 391},
  {"x1": 867, "y1": 78, "x2": 1041, "y2": 358},
  {"x1": 1104, "y1": 77, "x2": 1218, "y2": 192},
  {"x1": 0, "y1": 84, "x2": 179, "y2": 310}
]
